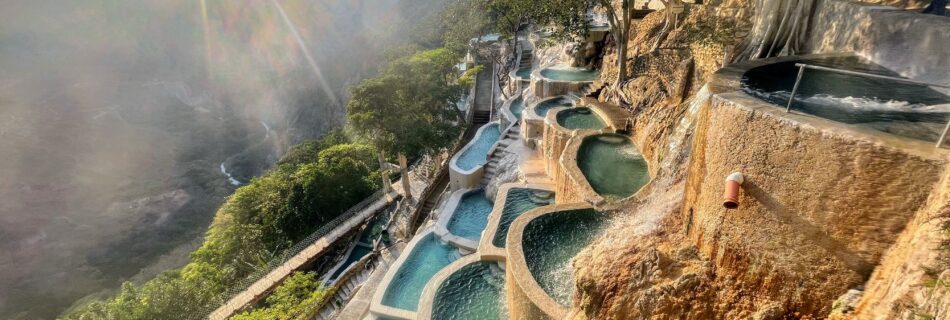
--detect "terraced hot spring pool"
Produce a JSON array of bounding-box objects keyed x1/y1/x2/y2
[
  {"x1": 578, "y1": 134, "x2": 649, "y2": 199},
  {"x1": 510, "y1": 96, "x2": 525, "y2": 120},
  {"x1": 522, "y1": 208, "x2": 607, "y2": 306},
  {"x1": 446, "y1": 190, "x2": 494, "y2": 241},
  {"x1": 492, "y1": 188, "x2": 554, "y2": 248},
  {"x1": 539, "y1": 67, "x2": 599, "y2": 82},
  {"x1": 535, "y1": 96, "x2": 573, "y2": 117},
  {"x1": 516, "y1": 67, "x2": 532, "y2": 79},
  {"x1": 556, "y1": 107, "x2": 606, "y2": 130},
  {"x1": 742, "y1": 55, "x2": 950, "y2": 141},
  {"x1": 381, "y1": 234, "x2": 458, "y2": 311},
  {"x1": 455, "y1": 123, "x2": 501, "y2": 171},
  {"x1": 431, "y1": 261, "x2": 507, "y2": 320}
]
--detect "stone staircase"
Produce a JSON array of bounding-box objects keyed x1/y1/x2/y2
[
  {"x1": 414, "y1": 176, "x2": 449, "y2": 230},
  {"x1": 480, "y1": 124, "x2": 522, "y2": 186},
  {"x1": 472, "y1": 62, "x2": 494, "y2": 126},
  {"x1": 519, "y1": 49, "x2": 533, "y2": 70},
  {"x1": 473, "y1": 111, "x2": 492, "y2": 126},
  {"x1": 313, "y1": 257, "x2": 380, "y2": 320}
]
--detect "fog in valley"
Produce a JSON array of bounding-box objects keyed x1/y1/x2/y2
[{"x1": 0, "y1": 0, "x2": 441, "y2": 318}]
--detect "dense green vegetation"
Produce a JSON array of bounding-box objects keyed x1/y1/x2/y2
[
  {"x1": 347, "y1": 48, "x2": 467, "y2": 160},
  {"x1": 60, "y1": 132, "x2": 380, "y2": 320}
]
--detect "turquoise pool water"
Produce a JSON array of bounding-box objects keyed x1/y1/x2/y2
[
  {"x1": 540, "y1": 67, "x2": 599, "y2": 82},
  {"x1": 522, "y1": 209, "x2": 607, "y2": 306},
  {"x1": 431, "y1": 261, "x2": 507, "y2": 320},
  {"x1": 381, "y1": 234, "x2": 458, "y2": 311},
  {"x1": 491, "y1": 188, "x2": 554, "y2": 248},
  {"x1": 556, "y1": 107, "x2": 606, "y2": 130},
  {"x1": 534, "y1": 97, "x2": 573, "y2": 117},
  {"x1": 578, "y1": 135, "x2": 649, "y2": 199},
  {"x1": 510, "y1": 97, "x2": 525, "y2": 120},
  {"x1": 446, "y1": 190, "x2": 494, "y2": 241},
  {"x1": 455, "y1": 123, "x2": 501, "y2": 171},
  {"x1": 516, "y1": 67, "x2": 532, "y2": 79}
]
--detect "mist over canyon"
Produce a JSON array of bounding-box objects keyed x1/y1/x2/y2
[{"x1": 0, "y1": 0, "x2": 441, "y2": 318}]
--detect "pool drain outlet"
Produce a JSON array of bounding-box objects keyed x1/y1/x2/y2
[{"x1": 723, "y1": 172, "x2": 744, "y2": 209}]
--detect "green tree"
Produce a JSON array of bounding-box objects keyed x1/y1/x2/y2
[
  {"x1": 276, "y1": 129, "x2": 348, "y2": 168},
  {"x1": 440, "y1": 0, "x2": 492, "y2": 55},
  {"x1": 347, "y1": 48, "x2": 465, "y2": 198},
  {"x1": 282, "y1": 143, "x2": 381, "y2": 240}
]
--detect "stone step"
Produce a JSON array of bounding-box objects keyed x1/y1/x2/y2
[{"x1": 318, "y1": 308, "x2": 332, "y2": 320}]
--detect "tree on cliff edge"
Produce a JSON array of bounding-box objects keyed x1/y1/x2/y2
[{"x1": 347, "y1": 49, "x2": 465, "y2": 198}]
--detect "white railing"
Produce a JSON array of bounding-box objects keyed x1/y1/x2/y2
[{"x1": 785, "y1": 63, "x2": 950, "y2": 148}]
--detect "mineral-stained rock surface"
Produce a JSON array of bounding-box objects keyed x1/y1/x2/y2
[{"x1": 564, "y1": 2, "x2": 950, "y2": 319}]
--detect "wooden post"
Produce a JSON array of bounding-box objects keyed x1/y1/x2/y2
[
  {"x1": 399, "y1": 153, "x2": 412, "y2": 200},
  {"x1": 379, "y1": 153, "x2": 392, "y2": 192}
]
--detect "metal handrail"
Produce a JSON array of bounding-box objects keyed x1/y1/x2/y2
[{"x1": 785, "y1": 63, "x2": 950, "y2": 148}]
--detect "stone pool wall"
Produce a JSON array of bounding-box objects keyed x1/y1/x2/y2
[
  {"x1": 554, "y1": 131, "x2": 619, "y2": 207},
  {"x1": 678, "y1": 84, "x2": 948, "y2": 315},
  {"x1": 522, "y1": 96, "x2": 564, "y2": 147},
  {"x1": 530, "y1": 73, "x2": 591, "y2": 99},
  {"x1": 505, "y1": 203, "x2": 593, "y2": 320},
  {"x1": 478, "y1": 183, "x2": 555, "y2": 260},
  {"x1": 450, "y1": 122, "x2": 508, "y2": 191},
  {"x1": 542, "y1": 108, "x2": 573, "y2": 178}
]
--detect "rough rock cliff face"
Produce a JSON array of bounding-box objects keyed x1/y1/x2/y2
[
  {"x1": 839, "y1": 166, "x2": 950, "y2": 319},
  {"x1": 566, "y1": 1, "x2": 950, "y2": 319},
  {"x1": 569, "y1": 5, "x2": 759, "y2": 318}
]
